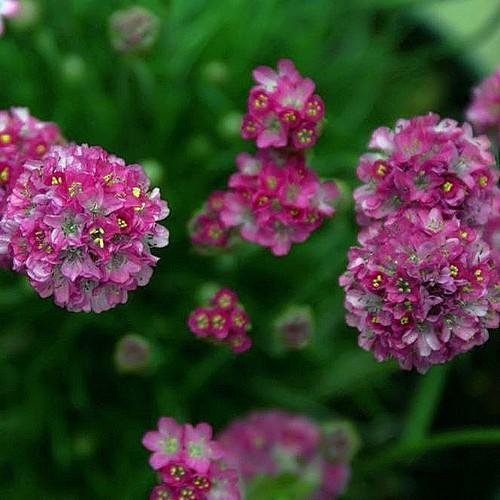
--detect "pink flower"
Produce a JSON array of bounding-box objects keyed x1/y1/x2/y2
[
  {"x1": 143, "y1": 417, "x2": 241, "y2": 500},
  {"x1": 466, "y1": 68, "x2": 500, "y2": 143},
  {"x1": 340, "y1": 210, "x2": 498, "y2": 373},
  {"x1": 353, "y1": 113, "x2": 498, "y2": 228},
  {"x1": 219, "y1": 410, "x2": 356, "y2": 499},
  {"x1": 242, "y1": 59, "x2": 324, "y2": 150},
  {"x1": 0, "y1": 144, "x2": 169, "y2": 312},
  {"x1": 187, "y1": 288, "x2": 252, "y2": 353},
  {"x1": 0, "y1": 0, "x2": 20, "y2": 35}
]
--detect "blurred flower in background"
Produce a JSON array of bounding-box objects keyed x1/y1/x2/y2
[
  {"x1": 114, "y1": 333, "x2": 152, "y2": 374},
  {"x1": 219, "y1": 410, "x2": 358, "y2": 499},
  {"x1": 273, "y1": 304, "x2": 314, "y2": 350},
  {"x1": 466, "y1": 67, "x2": 500, "y2": 145},
  {"x1": 109, "y1": 5, "x2": 160, "y2": 54},
  {"x1": 0, "y1": 0, "x2": 20, "y2": 35}
]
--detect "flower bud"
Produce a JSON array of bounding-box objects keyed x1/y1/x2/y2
[
  {"x1": 274, "y1": 305, "x2": 314, "y2": 350},
  {"x1": 320, "y1": 421, "x2": 360, "y2": 463},
  {"x1": 114, "y1": 334, "x2": 152, "y2": 373}
]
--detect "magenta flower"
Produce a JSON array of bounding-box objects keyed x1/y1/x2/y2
[
  {"x1": 353, "y1": 113, "x2": 498, "y2": 228},
  {"x1": 241, "y1": 59, "x2": 323, "y2": 150},
  {"x1": 219, "y1": 150, "x2": 337, "y2": 256},
  {"x1": 466, "y1": 68, "x2": 500, "y2": 143},
  {"x1": 143, "y1": 417, "x2": 241, "y2": 500},
  {"x1": 0, "y1": 144, "x2": 169, "y2": 312},
  {"x1": 340, "y1": 209, "x2": 499, "y2": 373},
  {"x1": 187, "y1": 288, "x2": 252, "y2": 353},
  {"x1": 0, "y1": 0, "x2": 20, "y2": 34},
  {"x1": 219, "y1": 410, "x2": 355, "y2": 499}
]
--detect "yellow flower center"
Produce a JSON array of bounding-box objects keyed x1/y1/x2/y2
[{"x1": 442, "y1": 181, "x2": 453, "y2": 193}]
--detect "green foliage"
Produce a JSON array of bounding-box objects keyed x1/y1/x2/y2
[{"x1": 0, "y1": 0, "x2": 499, "y2": 499}]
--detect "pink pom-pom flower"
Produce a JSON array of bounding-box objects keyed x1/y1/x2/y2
[
  {"x1": 340, "y1": 209, "x2": 499, "y2": 373},
  {"x1": 187, "y1": 287, "x2": 252, "y2": 353},
  {"x1": 0, "y1": 0, "x2": 20, "y2": 35},
  {"x1": 353, "y1": 113, "x2": 498, "y2": 228},
  {"x1": 466, "y1": 67, "x2": 500, "y2": 144},
  {"x1": 218, "y1": 410, "x2": 355, "y2": 499},
  {"x1": 142, "y1": 417, "x2": 241, "y2": 500},
  {"x1": 242, "y1": 59, "x2": 324, "y2": 150},
  {"x1": 0, "y1": 144, "x2": 169, "y2": 313}
]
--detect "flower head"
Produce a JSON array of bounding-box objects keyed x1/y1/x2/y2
[
  {"x1": 0, "y1": 0, "x2": 20, "y2": 35},
  {"x1": 219, "y1": 410, "x2": 355, "y2": 499},
  {"x1": 274, "y1": 305, "x2": 314, "y2": 349},
  {"x1": 187, "y1": 288, "x2": 252, "y2": 353},
  {"x1": 340, "y1": 209, "x2": 499, "y2": 372},
  {"x1": 242, "y1": 59, "x2": 324, "y2": 150},
  {"x1": 143, "y1": 417, "x2": 240, "y2": 500},
  {"x1": 466, "y1": 68, "x2": 500, "y2": 144},
  {"x1": 353, "y1": 113, "x2": 498, "y2": 228},
  {"x1": 0, "y1": 144, "x2": 169, "y2": 312}
]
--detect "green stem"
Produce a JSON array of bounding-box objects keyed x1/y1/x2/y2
[{"x1": 360, "y1": 428, "x2": 500, "y2": 472}]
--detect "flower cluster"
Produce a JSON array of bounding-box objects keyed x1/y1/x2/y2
[
  {"x1": 241, "y1": 59, "x2": 325, "y2": 150},
  {"x1": 142, "y1": 417, "x2": 241, "y2": 500},
  {"x1": 0, "y1": 108, "x2": 62, "y2": 214},
  {"x1": 0, "y1": 0, "x2": 19, "y2": 35},
  {"x1": 190, "y1": 60, "x2": 337, "y2": 256},
  {"x1": 466, "y1": 68, "x2": 500, "y2": 144},
  {"x1": 218, "y1": 410, "x2": 356, "y2": 499},
  {"x1": 353, "y1": 113, "x2": 498, "y2": 228},
  {"x1": 189, "y1": 191, "x2": 232, "y2": 251},
  {"x1": 0, "y1": 144, "x2": 169, "y2": 312},
  {"x1": 188, "y1": 288, "x2": 252, "y2": 353},
  {"x1": 340, "y1": 209, "x2": 499, "y2": 372}
]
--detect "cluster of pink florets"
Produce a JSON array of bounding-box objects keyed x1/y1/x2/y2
[
  {"x1": 343, "y1": 113, "x2": 499, "y2": 372},
  {"x1": 341, "y1": 210, "x2": 499, "y2": 373},
  {"x1": 142, "y1": 417, "x2": 241, "y2": 500},
  {"x1": 353, "y1": 113, "x2": 498, "y2": 228},
  {"x1": 188, "y1": 288, "x2": 252, "y2": 353},
  {"x1": 466, "y1": 67, "x2": 500, "y2": 143},
  {"x1": 219, "y1": 410, "x2": 353, "y2": 500},
  {"x1": 241, "y1": 59, "x2": 324, "y2": 150},
  {"x1": 0, "y1": 144, "x2": 169, "y2": 312},
  {"x1": 190, "y1": 59, "x2": 337, "y2": 256}
]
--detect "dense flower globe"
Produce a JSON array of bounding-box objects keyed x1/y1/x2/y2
[
  {"x1": 142, "y1": 417, "x2": 241, "y2": 500},
  {"x1": 340, "y1": 209, "x2": 499, "y2": 373},
  {"x1": 466, "y1": 68, "x2": 500, "y2": 143},
  {"x1": 353, "y1": 113, "x2": 498, "y2": 228},
  {"x1": 0, "y1": 107, "x2": 62, "y2": 213},
  {"x1": 219, "y1": 410, "x2": 352, "y2": 500},
  {"x1": 0, "y1": 0, "x2": 19, "y2": 34},
  {"x1": 0, "y1": 144, "x2": 169, "y2": 312},
  {"x1": 241, "y1": 59, "x2": 325, "y2": 150},
  {"x1": 220, "y1": 150, "x2": 337, "y2": 256},
  {"x1": 188, "y1": 288, "x2": 252, "y2": 353}
]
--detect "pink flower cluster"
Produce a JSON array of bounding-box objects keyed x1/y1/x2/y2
[
  {"x1": 344, "y1": 113, "x2": 499, "y2": 372},
  {"x1": 0, "y1": 0, "x2": 19, "y2": 35},
  {"x1": 142, "y1": 417, "x2": 241, "y2": 500},
  {"x1": 188, "y1": 288, "x2": 252, "y2": 353},
  {"x1": 241, "y1": 59, "x2": 324, "y2": 150},
  {"x1": 218, "y1": 410, "x2": 353, "y2": 500},
  {"x1": 0, "y1": 108, "x2": 62, "y2": 214},
  {"x1": 466, "y1": 68, "x2": 500, "y2": 143},
  {"x1": 190, "y1": 60, "x2": 337, "y2": 256},
  {"x1": 340, "y1": 209, "x2": 499, "y2": 372},
  {"x1": 0, "y1": 144, "x2": 169, "y2": 313},
  {"x1": 353, "y1": 113, "x2": 498, "y2": 228}
]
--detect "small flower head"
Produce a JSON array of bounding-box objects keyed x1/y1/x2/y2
[
  {"x1": 109, "y1": 5, "x2": 160, "y2": 53},
  {"x1": 0, "y1": 144, "x2": 169, "y2": 312},
  {"x1": 187, "y1": 288, "x2": 252, "y2": 353},
  {"x1": 114, "y1": 333, "x2": 152, "y2": 373},
  {"x1": 242, "y1": 59, "x2": 324, "y2": 150},
  {"x1": 466, "y1": 68, "x2": 500, "y2": 144},
  {"x1": 143, "y1": 417, "x2": 241, "y2": 500},
  {"x1": 353, "y1": 113, "x2": 498, "y2": 228},
  {"x1": 274, "y1": 305, "x2": 314, "y2": 350}
]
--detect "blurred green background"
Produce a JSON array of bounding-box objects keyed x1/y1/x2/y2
[{"x1": 0, "y1": 0, "x2": 499, "y2": 498}]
